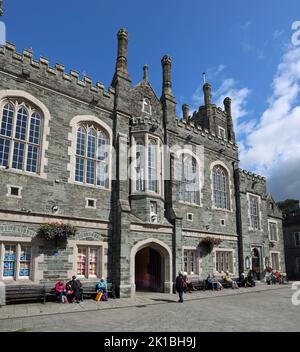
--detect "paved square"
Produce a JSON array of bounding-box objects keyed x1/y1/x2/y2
[{"x1": 0, "y1": 285, "x2": 299, "y2": 332}]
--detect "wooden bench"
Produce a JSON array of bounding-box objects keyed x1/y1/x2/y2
[
  {"x1": 44, "y1": 282, "x2": 117, "y2": 302},
  {"x1": 4, "y1": 285, "x2": 46, "y2": 305},
  {"x1": 80, "y1": 282, "x2": 116, "y2": 300},
  {"x1": 189, "y1": 277, "x2": 209, "y2": 291},
  {"x1": 215, "y1": 277, "x2": 239, "y2": 289}
]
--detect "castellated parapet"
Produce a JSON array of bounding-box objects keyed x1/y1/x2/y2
[{"x1": 0, "y1": 42, "x2": 115, "y2": 111}]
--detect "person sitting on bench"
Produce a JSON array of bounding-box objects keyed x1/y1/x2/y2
[
  {"x1": 55, "y1": 281, "x2": 68, "y2": 303},
  {"x1": 224, "y1": 271, "x2": 239, "y2": 289},
  {"x1": 97, "y1": 277, "x2": 108, "y2": 301},
  {"x1": 183, "y1": 272, "x2": 195, "y2": 293},
  {"x1": 246, "y1": 270, "x2": 255, "y2": 287},
  {"x1": 67, "y1": 276, "x2": 82, "y2": 303},
  {"x1": 207, "y1": 274, "x2": 223, "y2": 290}
]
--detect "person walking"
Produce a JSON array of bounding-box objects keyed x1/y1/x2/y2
[{"x1": 175, "y1": 271, "x2": 185, "y2": 303}]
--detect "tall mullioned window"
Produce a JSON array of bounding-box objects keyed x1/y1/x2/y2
[
  {"x1": 133, "y1": 135, "x2": 162, "y2": 195},
  {"x1": 0, "y1": 100, "x2": 42, "y2": 173},
  {"x1": 249, "y1": 195, "x2": 260, "y2": 229},
  {"x1": 178, "y1": 154, "x2": 199, "y2": 204},
  {"x1": 212, "y1": 166, "x2": 229, "y2": 209},
  {"x1": 216, "y1": 251, "x2": 233, "y2": 273},
  {"x1": 148, "y1": 139, "x2": 157, "y2": 192},
  {"x1": 184, "y1": 250, "x2": 196, "y2": 275},
  {"x1": 135, "y1": 140, "x2": 145, "y2": 192},
  {"x1": 75, "y1": 124, "x2": 108, "y2": 188},
  {"x1": 269, "y1": 222, "x2": 278, "y2": 241}
]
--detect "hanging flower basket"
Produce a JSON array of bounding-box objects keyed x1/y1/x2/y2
[
  {"x1": 37, "y1": 222, "x2": 76, "y2": 245},
  {"x1": 199, "y1": 236, "x2": 223, "y2": 254}
]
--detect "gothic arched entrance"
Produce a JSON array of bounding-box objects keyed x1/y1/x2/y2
[
  {"x1": 130, "y1": 238, "x2": 173, "y2": 296},
  {"x1": 135, "y1": 247, "x2": 162, "y2": 292},
  {"x1": 252, "y1": 247, "x2": 261, "y2": 280}
]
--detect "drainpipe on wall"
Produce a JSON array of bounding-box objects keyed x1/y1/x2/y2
[{"x1": 233, "y1": 163, "x2": 244, "y2": 275}]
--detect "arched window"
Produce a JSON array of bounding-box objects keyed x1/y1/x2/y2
[
  {"x1": 75, "y1": 123, "x2": 109, "y2": 188},
  {"x1": 0, "y1": 100, "x2": 42, "y2": 173},
  {"x1": 178, "y1": 154, "x2": 199, "y2": 204},
  {"x1": 212, "y1": 165, "x2": 229, "y2": 209}
]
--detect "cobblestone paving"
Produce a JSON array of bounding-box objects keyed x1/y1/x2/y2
[{"x1": 0, "y1": 284, "x2": 299, "y2": 332}]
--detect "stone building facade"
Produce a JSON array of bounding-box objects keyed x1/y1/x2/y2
[
  {"x1": 0, "y1": 27, "x2": 285, "y2": 297},
  {"x1": 282, "y1": 202, "x2": 300, "y2": 280}
]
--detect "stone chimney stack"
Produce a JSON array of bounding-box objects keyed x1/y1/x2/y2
[
  {"x1": 161, "y1": 55, "x2": 173, "y2": 97},
  {"x1": 203, "y1": 83, "x2": 212, "y2": 106},
  {"x1": 182, "y1": 104, "x2": 190, "y2": 123},
  {"x1": 224, "y1": 97, "x2": 235, "y2": 142},
  {"x1": 224, "y1": 97, "x2": 232, "y2": 117},
  {"x1": 115, "y1": 28, "x2": 129, "y2": 76},
  {"x1": 112, "y1": 28, "x2": 131, "y2": 87},
  {"x1": 143, "y1": 64, "x2": 148, "y2": 81}
]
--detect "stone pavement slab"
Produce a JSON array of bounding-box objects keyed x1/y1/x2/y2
[
  {"x1": 0, "y1": 282, "x2": 291, "y2": 322},
  {"x1": 0, "y1": 284, "x2": 298, "y2": 332}
]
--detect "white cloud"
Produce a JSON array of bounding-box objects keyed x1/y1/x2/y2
[
  {"x1": 215, "y1": 78, "x2": 251, "y2": 121},
  {"x1": 189, "y1": 46, "x2": 300, "y2": 200},
  {"x1": 192, "y1": 64, "x2": 226, "y2": 106},
  {"x1": 241, "y1": 21, "x2": 252, "y2": 30},
  {"x1": 273, "y1": 29, "x2": 285, "y2": 39},
  {"x1": 240, "y1": 45, "x2": 300, "y2": 200}
]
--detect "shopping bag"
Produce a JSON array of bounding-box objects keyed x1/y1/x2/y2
[
  {"x1": 101, "y1": 292, "x2": 108, "y2": 301},
  {"x1": 95, "y1": 292, "x2": 103, "y2": 302}
]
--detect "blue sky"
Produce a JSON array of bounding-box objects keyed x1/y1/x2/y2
[{"x1": 3, "y1": 0, "x2": 300, "y2": 200}]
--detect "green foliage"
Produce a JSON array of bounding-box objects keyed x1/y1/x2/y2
[
  {"x1": 200, "y1": 236, "x2": 223, "y2": 254},
  {"x1": 37, "y1": 222, "x2": 76, "y2": 241}
]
